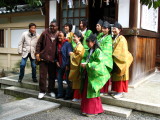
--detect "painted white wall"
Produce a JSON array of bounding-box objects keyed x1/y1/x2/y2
[
  {"x1": 137, "y1": 0, "x2": 141, "y2": 28},
  {"x1": 141, "y1": 5, "x2": 158, "y2": 32},
  {"x1": 11, "y1": 28, "x2": 44, "y2": 48},
  {"x1": 118, "y1": 0, "x2": 130, "y2": 28},
  {"x1": 49, "y1": 0, "x2": 57, "y2": 23}
]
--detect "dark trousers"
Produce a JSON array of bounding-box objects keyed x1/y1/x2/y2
[
  {"x1": 57, "y1": 67, "x2": 72, "y2": 97},
  {"x1": 19, "y1": 53, "x2": 36, "y2": 80},
  {"x1": 39, "y1": 61, "x2": 56, "y2": 93}
]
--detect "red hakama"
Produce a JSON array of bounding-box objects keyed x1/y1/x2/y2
[
  {"x1": 100, "y1": 79, "x2": 111, "y2": 93},
  {"x1": 112, "y1": 81, "x2": 128, "y2": 93},
  {"x1": 81, "y1": 77, "x2": 104, "y2": 114},
  {"x1": 73, "y1": 89, "x2": 81, "y2": 99}
]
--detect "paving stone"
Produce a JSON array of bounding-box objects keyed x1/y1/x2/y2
[
  {"x1": 0, "y1": 98, "x2": 60, "y2": 120},
  {"x1": 4, "y1": 86, "x2": 132, "y2": 118},
  {"x1": 103, "y1": 104, "x2": 132, "y2": 118}
]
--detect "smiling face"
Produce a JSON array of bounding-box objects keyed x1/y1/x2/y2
[
  {"x1": 102, "y1": 27, "x2": 109, "y2": 35},
  {"x1": 64, "y1": 25, "x2": 70, "y2": 33},
  {"x1": 79, "y1": 21, "x2": 87, "y2": 31},
  {"x1": 58, "y1": 32, "x2": 65, "y2": 42},
  {"x1": 29, "y1": 26, "x2": 36, "y2": 34},
  {"x1": 73, "y1": 34, "x2": 80, "y2": 44},
  {"x1": 50, "y1": 22, "x2": 58, "y2": 33},
  {"x1": 96, "y1": 24, "x2": 102, "y2": 32},
  {"x1": 112, "y1": 27, "x2": 121, "y2": 35}
]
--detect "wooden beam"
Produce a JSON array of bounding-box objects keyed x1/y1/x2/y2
[
  {"x1": 121, "y1": 28, "x2": 160, "y2": 38},
  {"x1": 129, "y1": 0, "x2": 138, "y2": 29},
  {"x1": 45, "y1": 0, "x2": 49, "y2": 29},
  {"x1": 0, "y1": 11, "x2": 41, "y2": 18}
]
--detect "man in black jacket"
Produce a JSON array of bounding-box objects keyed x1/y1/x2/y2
[{"x1": 36, "y1": 19, "x2": 59, "y2": 99}]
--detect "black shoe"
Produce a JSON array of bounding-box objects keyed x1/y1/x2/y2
[
  {"x1": 33, "y1": 79, "x2": 38, "y2": 83},
  {"x1": 18, "y1": 79, "x2": 22, "y2": 83}
]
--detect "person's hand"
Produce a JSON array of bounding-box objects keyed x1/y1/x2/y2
[
  {"x1": 36, "y1": 54, "x2": 40, "y2": 62},
  {"x1": 69, "y1": 52, "x2": 73, "y2": 56},
  {"x1": 81, "y1": 63, "x2": 86, "y2": 68},
  {"x1": 56, "y1": 62, "x2": 60, "y2": 67}
]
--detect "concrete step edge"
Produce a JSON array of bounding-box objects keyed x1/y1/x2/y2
[
  {"x1": 101, "y1": 96, "x2": 160, "y2": 115},
  {"x1": 0, "y1": 77, "x2": 39, "y2": 90},
  {"x1": 4, "y1": 86, "x2": 132, "y2": 118}
]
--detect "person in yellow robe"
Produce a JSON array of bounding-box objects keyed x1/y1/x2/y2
[
  {"x1": 69, "y1": 31, "x2": 85, "y2": 102},
  {"x1": 111, "y1": 22, "x2": 133, "y2": 99}
]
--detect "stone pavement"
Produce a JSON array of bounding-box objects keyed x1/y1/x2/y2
[
  {"x1": 0, "y1": 90, "x2": 160, "y2": 120},
  {"x1": 17, "y1": 107, "x2": 160, "y2": 120},
  {"x1": 0, "y1": 98, "x2": 60, "y2": 120},
  {"x1": 1, "y1": 71, "x2": 160, "y2": 118},
  {"x1": 2, "y1": 72, "x2": 160, "y2": 105},
  {"x1": 0, "y1": 90, "x2": 16, "y2": 104},
  {"x1": 126, "y1": 72, "x2": 160, "y2": 104}
]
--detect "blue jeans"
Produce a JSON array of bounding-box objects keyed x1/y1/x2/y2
[
  {"x1": 19, "y1": 53, "x2": 36, "y2": 79},
  {"x1": 57, "y1": 67, "x2": 72, "y2": 97}
]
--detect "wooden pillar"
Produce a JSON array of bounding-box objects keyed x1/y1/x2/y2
[
  {"x1": 129, "y1": 0, "x2": 138, "y2": 29},
  {"x1": 45, "y1": 0, "x2": 49, "y2": 29},
  {"x1": 128, "y1": 0, "x2": 139, "y2": 84}
]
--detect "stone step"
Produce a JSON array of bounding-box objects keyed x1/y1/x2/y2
[
  {"x1": 0, "y1": 76, "x2": 39, "y2": 91},
  {"x1": 4, "y1": 86, "x2": 132, "y2": 118},
  {"x1": 0, "y1": 98, "x2": 60, "y2": 120},
  {"x1": 103, "y1": 104, "x2": 132, "y2": 118},
  {"x1": 101, "y1": 95, "x2": 160, "y2": 115}
]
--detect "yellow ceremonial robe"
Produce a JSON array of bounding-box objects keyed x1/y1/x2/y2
[
  {"x1": 69, "y1": 42, "x2": 85, "y2": 89},
  {"x1": 112, "y1": 35, "x2": 133, "y2": 81},
  {"x1": 66, "y1": 32, "x2": 74, "y2": 42}
]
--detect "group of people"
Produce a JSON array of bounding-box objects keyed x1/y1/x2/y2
[{"x1": 18, "y1": 18, "x2": 133, "y2": 117}]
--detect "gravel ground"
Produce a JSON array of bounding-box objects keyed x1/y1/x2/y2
[
  {"x1": 17, "y1": 107, "x2": 160, "y2": 120},
  {"x1": 0, "y1": 90, "x2": 16, "y2": 104}
]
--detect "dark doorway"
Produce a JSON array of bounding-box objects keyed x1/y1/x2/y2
[{"x1": 88, "y1": 0, "x2": 117, "y2": 33}]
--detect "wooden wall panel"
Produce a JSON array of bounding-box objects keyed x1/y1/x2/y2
[
  {"x1": 125, "y1": 36, "x2": 156, "y2": 84},
  {"x1": 156, "y1": 38, "x2": 160, "y2": 66}
]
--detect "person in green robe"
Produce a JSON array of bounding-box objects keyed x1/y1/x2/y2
[
  {"x1": 80, "y1": 34, "x2": 111, "y2": 117},
  {"x1": 79, "y1": 18, "x2": 92, "y2": 50},
  {"x1": 97, "y1": 21, "x2": 113, "y2": 95},
  {"x1": 96, "y1": 19, "x2": 103, "y2": 40}
]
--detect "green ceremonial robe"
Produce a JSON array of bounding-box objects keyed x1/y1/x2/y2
[
  {"x1": 82, "y1": 30, "x2": 92, "y2": 50},
  {"x1": 81, "y1": 48, "x2": 111, "y2": 98},
  {"x1": 97, "y1": 34, "x2": 113, "y2": 72},
  {"x1": 96, "y1": 32, "x2": 103, "y2": 40}
]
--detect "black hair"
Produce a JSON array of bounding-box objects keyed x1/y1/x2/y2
[
  {"x1": 80, "y1": 18, "x2": 88, "y2": 27},
  {"x1": 86, "y1": 34, "x2": 101, "y2": 50},
  {"x1": 29, "y1": 23, "x2": 36, "y2": 29},
  {"x1": 113, "y1": 22, "x2": 123, "y2": 31},
  {"x1": 64, "y1": 23, "x2": 73, "y2": 32},
  {"x1": 50, "y1": 19, "x2": 58, "y2": 26},
  {"x1": 74, "y1": 31, "x2": 84, "y2": 43},
  {"x1": 58, "y1": 31, "x2": 66, "y2": 37}
]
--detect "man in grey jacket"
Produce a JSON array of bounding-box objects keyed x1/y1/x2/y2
[{"x1": 18, "y1": 23, "x2": 39, "y2": 83}]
